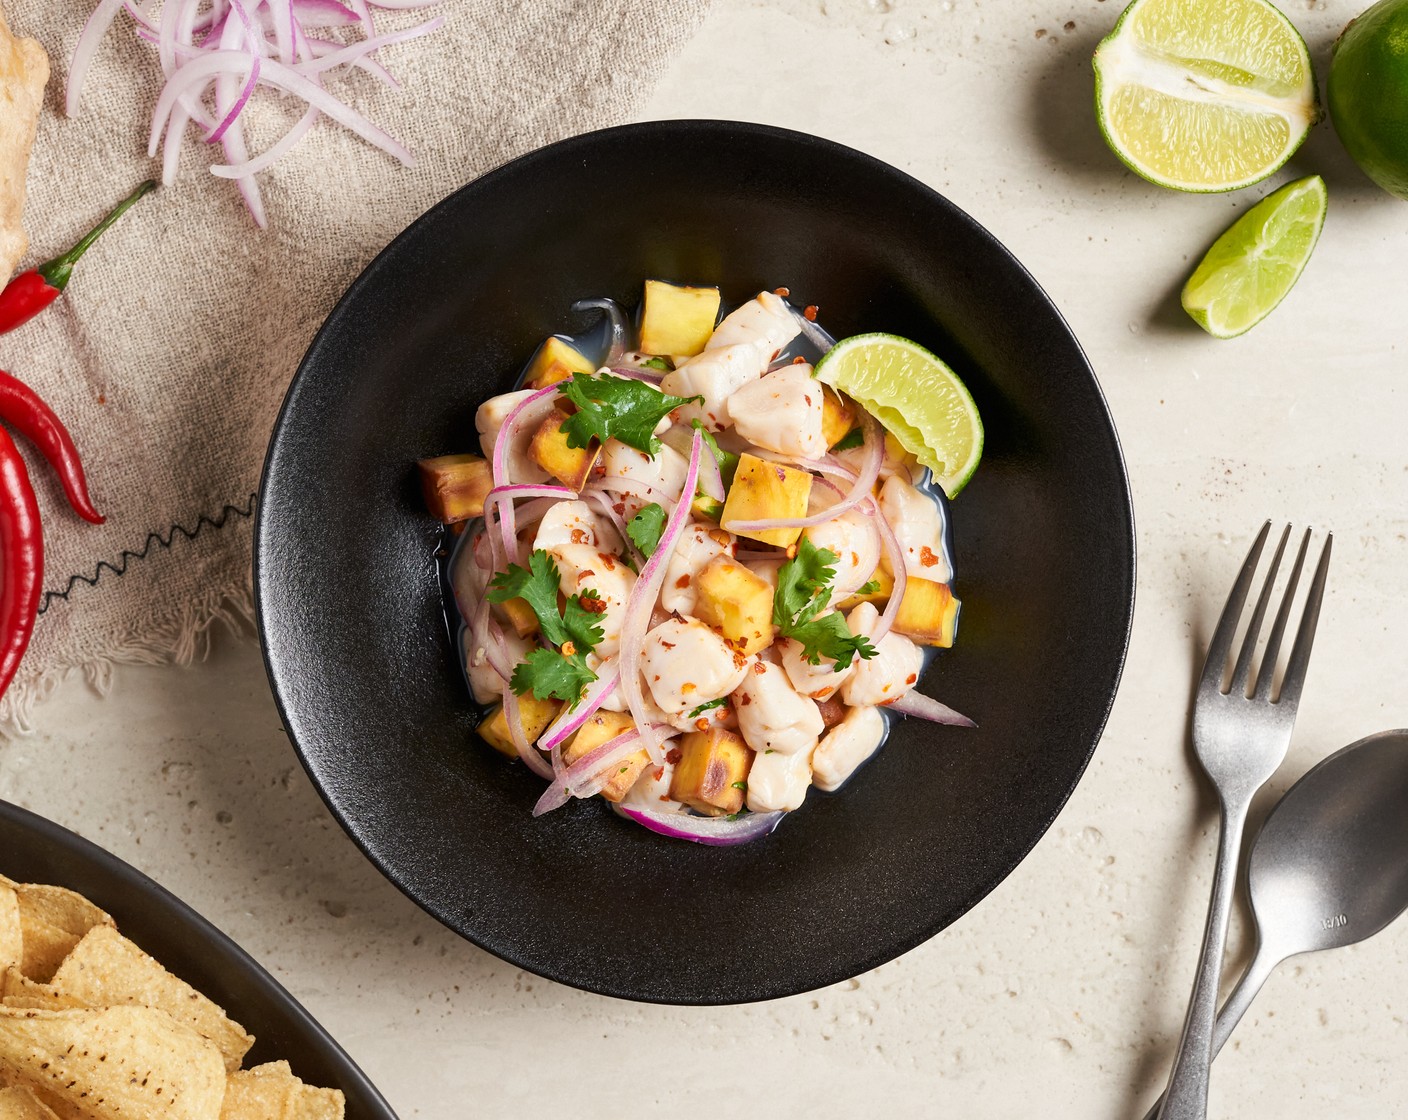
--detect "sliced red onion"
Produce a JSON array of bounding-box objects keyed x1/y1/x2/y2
[
  {"x1": 613, "y1": 803, "x2": 786, "y2": 846},
  {"x1": 484, "y1": 483, "x2": 574, "y2": 566},
  {"x1": 538, "y1": 667, "x2": 621, "y2": 753},
  {"x1": 491, "y1": 385, "x2": 560, "y2": 489},
  {"x1": 571, "y1": 298, "x2": 630, "y2": 364},
  {"x1": 607, "y1": 366, "x2": 664, "y2": 385},
  {"x1": 68, "y1": 0, "x2": 133, "y2": 115},
  {"x1": 287, "y1": 16, "x2": 444, "y2": 75},
  {"x1": 503, "y1": 689, "x2": 553, "y2": 780},
  {"x1": 696, "y1": 445, "x2": 725, "y2": 503},
  {"x1": 532, "y1": 724, "x2": 668, "y2": 817},
  {"x1": 618, "y1": 431, "x2": 702, "y2": 763},
  {"x1": 724, "y1": 412, "x2": 881, "y2": 534},
  {"x1": 885, "y1": 691, "x2": 975, "y2": 727},
  {"x1": 869, "y1": 497, "x2": 907, "y2": 643},
  {"x1": 205, "y1": 54, "x2": 260, "y2": 142},
  {"x1": 211, "y1": 105, "x2": 319, "y2": 178},
  {"x1": 289, "y1": 0, "x2": 360, "y2": 27},
  {"x1": 589, "y1": 475, "x2": 677, "y2": 511}
]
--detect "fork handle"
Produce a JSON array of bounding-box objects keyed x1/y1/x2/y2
[{"x1": 1154, "y1": 796, "x2": 1251, "y2": 1120}]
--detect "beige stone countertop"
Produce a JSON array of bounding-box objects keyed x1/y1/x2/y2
[{"x1": 5, "y1": 0, "x2": 1408, "y2": 1116}]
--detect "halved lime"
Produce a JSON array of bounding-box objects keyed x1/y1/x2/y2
[
  {"x1": 1181, "y1": 174, "x2": 1326, "y2": 338},
  {"x1": 1093, "y1": 0, "x2": 1320, "y2": 192},
  {"x1": 813, "y1": 334, "x2": 983, "y2": 498}
]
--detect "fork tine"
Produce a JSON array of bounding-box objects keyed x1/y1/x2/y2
[
  {"x1": 1229, "y1": 524, "x2": 1291, "y2": 696},
  {"x1": 1273, "y1": 532, "x2": 1332, "y2": 708},
  {"x1": 1199, "y1": 521, "x2": 1272, "y2": 691},
  {"x1": 1252, "y1": 527, "x2": 1311, "y2": 699}
]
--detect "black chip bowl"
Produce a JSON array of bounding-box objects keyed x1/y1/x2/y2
[{"x1": 255, "y1": 120, "x2": 1135, "y2": 1005}]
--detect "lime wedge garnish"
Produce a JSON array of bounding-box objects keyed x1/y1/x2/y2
[
  {"x1": 1092, "y1": 0, "x2": 1320, "y2": 192},
  {"x1": 1181, "y1": 174, "x2": 1326, "y2": 338},
  {"x1": 813, "y1": 333, "x2": 983, "y2": 498}
]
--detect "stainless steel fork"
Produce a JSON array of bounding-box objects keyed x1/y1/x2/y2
[{"x1": 1154, "y1": 522, "x2": 1332, "y2": 1120}]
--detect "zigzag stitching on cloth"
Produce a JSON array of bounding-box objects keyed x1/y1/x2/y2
[{"x1": 37, "y1": 493, "x2": 258, "y2": 616}]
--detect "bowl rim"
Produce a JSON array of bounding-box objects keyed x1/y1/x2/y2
[{"x1": 255, "y1": 117, "x2": 1137, "y2": 1004}]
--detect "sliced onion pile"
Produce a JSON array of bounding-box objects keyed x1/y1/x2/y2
[
  {"x1": 612, "y1": 803, "x2": 785, "y2": 847},
  {"x1": 67, "y1": 0, "x2": 445, "y2": 227}
]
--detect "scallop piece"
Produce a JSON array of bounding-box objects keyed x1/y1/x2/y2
[
  {"x1": 732, "y1": 660, "x2": 823, "y2": 756},
  {"x1": 878, "y1": 474, "x2": 952, "y2": 583},
  {"x1": 812, "y1": 705, "x2": 887, "y2": 792},
  {"x1": 745, "y1": 744, "x2": 815, "y2": 813},
  {"x1": 729, "y1": 363, "x2": 827, "y2": 460},
  {"x1": 622, "y1": 758, "x2": 681, "y2": 810},
  {"x1": 640, "y1": 617, "x2": 751, "y2": 715},
  {"x1": 661, "y1": 343, "x2": 765, "y2": 431},
  {"x1": 464, "y1": 626, "x2": 529, "y2": 706},
  {"x1": 778, "y1": 632, "x2": 855, "y2": 702},
  {"x1": 704, "y1": 291, "x2": 800, "y2": 360},
  {"x1": 842, "y1": 602, "x2": 923, "y2": 706},
  {"x1": 660, "y1": 523, "x2": 735, "y2": 615},
  {"x1": 802, "y1": 507, "x2": 881, "y2": 595},
  {"x1": 551, "y1": 542, "x2": 637, "y2": 658},
  {"x1": 532, "y1": 499, "x2": 623, "y2": 555}
]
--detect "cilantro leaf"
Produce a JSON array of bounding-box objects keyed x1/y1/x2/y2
[
  {"x1": 857, "y1": 578, "x2": 882, "y2": 596},
  {"x1": 626, "y1": 503, "x2": 667, "y2": 557},
  {"x1": 691, "y1": 420, "x2": 738, "y2": 486},
  {"x1": 558, "y1": 372, "x2": 701, "y2": 455},
  {"x1": 561, "y1": 590, "x2": 606, "y2": 654},
  {"x1": 773, "y1": 535, "x2": 841, "y2": 630},
  {"x1": 487, "y1": 551, "x2": 569, "y2": 648},
  {"x1": 642, "y1": 356, "x2": 672, "y2": 372},
  {"x1": 772, "y1": 536, "x2": 879, "y2": 666},
  {"x1": 832, "y1": 427, "x2": 865, "y2": 451},
  {"x1": 785, "y1": 613, "x2": 878, "y2": 666},
  {"x1": 510, "y1": 648, "x2": 597, "y2": 704},
  {"x1": 687, "y1": 697, "x2": 729, "y2": 719}
]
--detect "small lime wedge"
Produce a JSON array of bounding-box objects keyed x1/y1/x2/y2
[
  {"x1": 1092, "y1": 0, "x2": 1320, "y2": 192},
  {"x1": 1181, "y1": 174, "x2": 1326, "y2": 338},
  {"x1": 813, "y1": 334, "x2": 983, "y2": 498}
]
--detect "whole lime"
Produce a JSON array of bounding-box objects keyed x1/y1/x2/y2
[{"x1": 1328, "y1": 0, "x2": 1408, "y2": 199}]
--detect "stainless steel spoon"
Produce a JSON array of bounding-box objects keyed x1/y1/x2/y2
[{"x1": 1144, "y1": 728, "x2": 1408, "y2": 1119}]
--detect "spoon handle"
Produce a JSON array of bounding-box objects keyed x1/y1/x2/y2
[
  {"x1": 1154, "y1": 796, "x2": 1251, "y2": 1120},
  {"x1": 1140, "y1": 945, "x2": 1278, "y2": 1120}
]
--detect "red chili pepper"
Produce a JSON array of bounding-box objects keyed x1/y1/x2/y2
[
  {"x1": 0, "y1": 370, "x2": 104, "y2": 524},
  {"x1": 0, "y1": 425, "x2": 42, "y2": 699},
  {"x1": 0, "y1": 180, "x2": 156, "y2": 335}
]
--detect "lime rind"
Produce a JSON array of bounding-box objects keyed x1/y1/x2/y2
[
  {"x1": 1181, "y1": 174, "x2": 1327, "y2": 338},
  {"x1": 814, "y1": 333, "x2": 984, "y2": 498},
  {"x1": 1092, "y1": 0, "x2": 1320, "y2": 193}
]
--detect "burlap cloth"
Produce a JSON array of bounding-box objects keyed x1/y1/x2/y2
[{"x1": 0, "y1": 0, "x2": 710, "y2": 730}]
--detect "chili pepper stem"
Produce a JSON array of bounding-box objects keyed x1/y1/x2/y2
[{"x1": 36, "y1": 179, "x2": 156, "y2": 292}]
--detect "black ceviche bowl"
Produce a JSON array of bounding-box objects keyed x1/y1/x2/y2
[{"x1": 255, "y1": 119, "x2": 1135, "y2": 1005}]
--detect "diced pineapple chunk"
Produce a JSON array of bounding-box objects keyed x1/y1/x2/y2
[
  {"x1": 524, "y1": 336, "x2": 594, "y2": 390},
  {"x1": 720, "y1": 453, "x2": 813, "y2": 548},
  {"x1": 529, "y1": 410, "x2": 600, "y2": 491},
  {"x1": 834, "y1": 562, "x2": 894, "y2": 613},
  {"x1": 497, "y1": 597, "x2": 540, "y2": 639},
  {"x1": 693, "y1": 555, "x2": 775, "y2": 656},
  {"x1": 820, "y1": 386, "x2": 857, "y2": 448},
  {"x1": 563, "y1": 710, "x2": 649, "y2": 802},
  {"x1": 418, "y1": 453, "x2": 493, "y2": 523},
  {"x1": 668, "y1": 726, "x2": 753, "y2": 815},
  {"x1": 893, "y1": 576, "x2": 960, "y2": 647},
  {"x1": 639, "y1": 280, "x2": 721, "y2": 358},
  {"x1": 478, "y1": 694, "x2": 563, "y2": 758}
]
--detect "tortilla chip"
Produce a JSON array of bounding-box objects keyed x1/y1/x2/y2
[
  {"x1": 0, "y1": 1085, "x2": 61, "y2": 1120},
  {"x1": 0, "y1": 880, "x2": 113, "y2": 984},
  {"x1": 0, "y1": 971, "x2": 82, "y2": 1013},
  {"x1": 0, "y1": 4, "x2": 47, "y2": 284},
  {"x1": 49, "y1": 928, "x2": 252, "y2": 1072},
  {"x1": 218, "y1": 1062, "x2": 343, "y2": 1120},
  {"x1": 0, "y1": 890, "x2": 19, "y2": 974},
  {"x1": 0, "y1": 1006, "x2": 225, "y2": 1120},
  {"x1": 0, "y1": 1084, "x2": 62, "y2": 1120}
]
